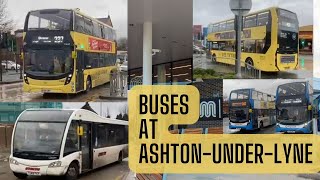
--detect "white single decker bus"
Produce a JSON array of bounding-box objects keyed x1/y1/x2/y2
[{"x1": 10, "y1": 109, "x2": 128, "y2": 180}]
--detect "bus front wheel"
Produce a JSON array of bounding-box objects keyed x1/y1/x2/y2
[
  {"x1": 64, "y1": 162, "x2": 79, "y2": 180},
  {"x1": 86, "y1": 77, "x2": 92, "y2": 93},
  {"x1": 245, "y1": 58, "x2": 254, "y2": 70},
  {"x1": 13, "y1": 172, "x2": 27, "y2": 179}
]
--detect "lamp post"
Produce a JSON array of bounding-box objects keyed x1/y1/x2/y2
[{"x1": 229, "y1": 0, "x2": 252, "y2": 79}]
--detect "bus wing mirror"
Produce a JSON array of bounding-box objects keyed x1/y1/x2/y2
[
  {"x1": 72, "y1": 51, "x2": 77, "y2": 59},
  {"x1": 308, "y1": 105, "x2": 312, "y2": 111},
  {"x1": 20, "y1": 53, "x2": 24, "y2": 60},
  {"x1": 77, "y1": 126, "x2": 83, "y2": 136}
]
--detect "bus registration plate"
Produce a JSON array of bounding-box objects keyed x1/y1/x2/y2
[
  {"x1": 41, "y1": 89, "x2": 51, "y2": 93},
  {"x1": 27, "y1": 171, "x2": 41, "y2": 176},
  {"x1": 285, "y1": 125, "x2": 297, "y2": 128}
]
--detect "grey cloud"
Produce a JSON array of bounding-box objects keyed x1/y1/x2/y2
[
  {"x1": 194, "y1": 0, "x2": 313, "y2": 27},
  {"x1": 7, "y1": 0, "x2": 127, "y2": 38}
]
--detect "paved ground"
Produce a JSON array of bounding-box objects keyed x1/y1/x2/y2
[
  {"x1": 0, "y1": 82, "x2": 121, "y2": 102},
  {"x1": 193, "y1": 54, "x2": 313, "y2": 79},
  {"x1": 0, "y1": 158, "x2": 132, "y2": 180},
  {"x1": 166, "y1": 174, "x2": 315, "y2": 180}
]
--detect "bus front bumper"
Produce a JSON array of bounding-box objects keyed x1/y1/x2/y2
[
  {"x1": 229, "y1": 122, "x2": 251, "y2": 130},
  {"x1": 276, "y1": 125, "x2": 311, "y2": 134},
  {"x1": 23, "y1": 83, "x2": 76, "y2": 94},
  {"x1": 276, "y1": 54, "x2": 299, "y2": 71},
  {"x1": 9, "y1": 157, "x2": 68, "y2": 176}
]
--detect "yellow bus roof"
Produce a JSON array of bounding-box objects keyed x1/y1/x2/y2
[{"x1": 208, "y1": 6, "x2": 293, "y2": 26}]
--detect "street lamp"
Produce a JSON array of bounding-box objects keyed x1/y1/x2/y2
[{"x1": 229, "y1": 0, "x2": 252, "y2": 79}]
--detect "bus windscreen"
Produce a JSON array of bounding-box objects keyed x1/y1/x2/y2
[
  {"x1": 27, "y1": 10, "x2": 72, "y2": 31},
  {"x1": 277, "y1": 82, "x2": 306, "y2": 96},
  {"x1": 13, "y1": 121, "x2": 66, "y2": 160}
]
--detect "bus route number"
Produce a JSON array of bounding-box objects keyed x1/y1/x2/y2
[{"x1": 54, "y1": 36, "x2": 64, "y2": 43}]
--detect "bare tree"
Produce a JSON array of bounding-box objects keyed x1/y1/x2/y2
[
  {"x1": 0, "y1": 0, "x2": 13, "y2": 32},
  {"x1": 117, "y1": 37, "x2": 127, "y2": 51}
]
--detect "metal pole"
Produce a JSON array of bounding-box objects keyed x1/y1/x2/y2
[
  {"x1": 0, "y1": 50, "x2": 3, "y2": 82},
  {"x1": 235, "y1": 14, "x2": 242, "y2": 79},
  {"x1": 19, "y1": 51, "x2": 24, "y2": 79},
  {"x1": 143, "y1": 21, "x2": 152, "y2": 85}
]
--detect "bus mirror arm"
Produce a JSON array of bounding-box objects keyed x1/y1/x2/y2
[{"x1": 72, "y1": 51, "x2": 77, "y2": 59}]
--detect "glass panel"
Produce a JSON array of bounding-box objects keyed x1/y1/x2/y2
[
  {"x1": 75, "y1": 14, "x2": 85, "y2": 33},
  {"x1": 25, "y1": 49, "x2": 73, "y2": 77},
  {"x1": 27, "y1": 10, "x2": 72, "y2": 30},
  {"x1": 244, "y1": 15, "x2": 257, "y2": 28},
  {"x1": 219, "y1": 22, "x2": 227, "y2": 31},
  {"x1": 13, "y1": 122, "x2": 66, "y2": 160},
  {"x1": 257, "y1": 12, "x2": 269, "y2": 26},
  {"x1": 226, "y1": 20, "x2": 234, "y2": 31},
  {"x1": 64, "y1": 121, "x2": 79, "y2": 156},
  {"x1": 243, "y1": 40, "x2": 256, "y2": 53}
]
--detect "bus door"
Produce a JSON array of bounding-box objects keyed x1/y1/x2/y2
[
  {"x1": 76, "y1": 51, "x2": 85, "y2": 92},
  {"x1": 80, "y1": 122, "x2": 93, "y2": 172},
  {"x1": 252, "y1": 110, "x2": 259, "y2": 129},
  {"x1": 269, "y1": 110, "x2": 276, "y2": 125}
]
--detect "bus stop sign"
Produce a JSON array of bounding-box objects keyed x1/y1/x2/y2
[{"x1": 229, "y1": 0, "x2": 252, "y2": 16}]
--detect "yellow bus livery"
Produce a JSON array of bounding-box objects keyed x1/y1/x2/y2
[
  {"x1": 22, "y1": 9, "x2": 117, "y2": 94},
  {"x1": 207, "y1": 7, "x2": 299, "y2": 72}
]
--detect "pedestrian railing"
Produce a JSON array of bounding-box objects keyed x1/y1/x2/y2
[
  {"x1": 129, "y1": 76, "x2": 143, "y2": 90},
  {"x1": 110, "y1": 71, "x2": 128, "y2": 97},
  {"x1": 210, "y1": 56, "x2": 262, "y2": 79}
]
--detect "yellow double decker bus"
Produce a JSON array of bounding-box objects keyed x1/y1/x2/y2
[
  {"x1": 207, "y1": 7, "x2": 299, "y2": 72},
  {"x1": 22, "y1": 9, "x2": 117, "y2": 94}
]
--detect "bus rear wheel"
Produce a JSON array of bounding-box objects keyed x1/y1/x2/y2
[
  {"x1": 86, "y1": 77, "x2": 92, "y2": 93},
  {"x1": 245, "y1": 58, "x2": 254, "y2": 70},
  {"x1": 64, "y1": 162, "x2": 79, "y2": 180},
  {"x1": 260, "y1": 121, "x2": 264, "y2": 129},
  {"x1": 118, "y1": 151, "x2": 123, "y2": 163},
  {"x1": 13, "y1": 172, "x2": 27, "y2": 179},
  {"x1": 211, "y1": 54, "x2": 217, "y2": 63}
]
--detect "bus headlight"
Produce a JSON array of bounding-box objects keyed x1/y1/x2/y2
[
  {"x1": 65, "y1": 74, "x2": 73, "y2": 85},
  {"x1": 48, "y1": 161, "x2": 62, "y2": 168},
  {"x1": 303, "y1": 122, "x2": 309, "y2": 128},
  {"x1": 9, "y1": 158, "x2": 19, "y2": 165},
  {"x1": 24, "y1": 74, "x2": 29, "y2": 85}
]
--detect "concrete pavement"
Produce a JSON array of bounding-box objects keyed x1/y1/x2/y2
[
  {"x1": 193, "y1": 54, "x2": 313, "y2": 79},
  {"x1": 0, "y1": 82, "x2": 114, "y2": 102}
]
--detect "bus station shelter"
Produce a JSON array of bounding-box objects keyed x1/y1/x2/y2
[{"x1": 128, "y1": 0, "x2": 193, "y2": 87}]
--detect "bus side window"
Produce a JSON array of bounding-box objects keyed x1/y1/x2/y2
[
  {"x1": 257, "y1": 12, "x2": 269, "y2": 26},
  {"x1": 75, "y1": 14, "x2": 85, "y2": 34},
  {"x1": 64, "y1": 121, "x2": 79, "y2": 157}
]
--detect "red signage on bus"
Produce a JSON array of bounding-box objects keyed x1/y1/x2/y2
[{"x1": 88, "y1": 37, "x2": 113, "y2": 52}]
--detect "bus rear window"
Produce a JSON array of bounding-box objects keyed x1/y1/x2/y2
[{"x1": 27, "y1": 10, "x2": 72, "y2": 31}]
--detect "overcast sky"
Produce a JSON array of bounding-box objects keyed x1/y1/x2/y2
[
  {"x1": 6, "y1": 0, "x2": 127, "y2": 38},
  {"x1": 62, "y1": 102, "x2": 128, "y2": 119},
  {"x1": 223, "y1": 79, "x2": 312, "y2": 98},
  {"x1": 194, "y1": 0, "x2": 313, "y2": 27}
]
